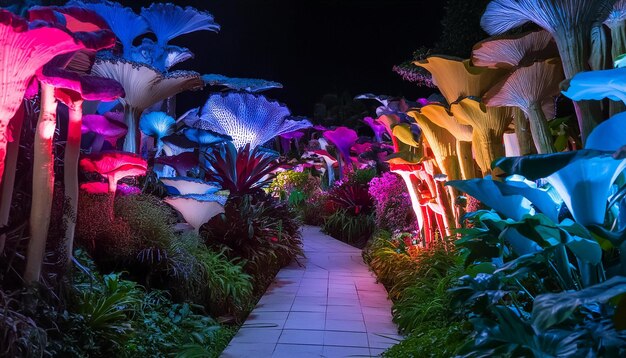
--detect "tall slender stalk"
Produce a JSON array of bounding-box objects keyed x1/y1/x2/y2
[
  {"x1": 62, "y1": 99, "x2": 83, "y2": 265},
  {"x1": 25, "y1": 83, "x2": 58, "y2": 283}
]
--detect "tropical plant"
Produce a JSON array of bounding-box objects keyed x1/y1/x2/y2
[
  {"x1": 200, "y1": 194, "x2": 303, "y2": 292},
  {"x1": 204, "y1": 142, "x2": 282, "y2": 197}
]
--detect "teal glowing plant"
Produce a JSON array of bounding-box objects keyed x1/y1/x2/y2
[
  {"x1": 562, "y1": 67, "x2": 626, "y2": 104},
  {"x1": 495, "y1": 151, "x2": 626, "y2": 226},
  {"x1": 139, "y1": 111, "x2": 175, "y2": 155},
  {"x1": 182, "y1": 92, "x2": 312, "y2": 149}
]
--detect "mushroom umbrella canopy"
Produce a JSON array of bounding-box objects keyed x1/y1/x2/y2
[
  {"x1": 415, "y1": 56, "x2": 509, "y2": 105},
  {"x1": 91, "y1": 57, "x2": 204, "y2": 154},
  {"x1": 363, "y1": 116, "x2": 387, "y2": 143},
  {"x1": 0, "y1": 10, "x2": 88, "y2": 190},
  {"x1": 155, "y1": 151, "x2": 198, "y2": 177},
  {"x1": 67, "y1": 0, "x2": 149, "y2": 59},
  {"x1": 202, "y1": 74, "x2": 283, "y2": 93},
  {"x1": 419, "y1": 103, "x2": 476, "y2": 180},
  {"x1": 450, "y1": 97, "x2": 514, "y2": 175},
  {"x1": 480, "y1": 0, "x2": 618, "y2": 142},
  {"x1": 82, "y1": 113, "x2": 128, "y2": 152},
  {"x1": 323, "y1": 127, "x2": 358, "y2": 178},
  {"x1": 471, "y1": 30, "x2": 558, "y2": 69},
  {"x1": 139, "y1": 111, "x2": 175, "y2": 155},
  {"x1": 80, "y1": 151, "x2": 148, "y2": 196},
  {"x1": 164, "y1": 194, "x2": 226, "y2": 233},
  {"x1": 182, "y1": 92, "x2": 312, "y2": 149},
  {"x1": 484, "y1": 58, "x2": 564, "y2": 154}
]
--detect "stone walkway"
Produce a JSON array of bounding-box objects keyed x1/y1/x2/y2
[{"x1": 221, "y1": 226, "x2": 402, "y2": 358}]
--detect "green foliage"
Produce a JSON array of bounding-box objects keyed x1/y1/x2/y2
[
  {"x1": 200, "y1": 194, "x2": 303, "y2": 292},
  {"x1": 322, "y1": 209, "x2": 376, "y2": 247},
  {"x1": 76, "y1": 194, "x2": 254, "y2": 317},
  {"x1": 383, "y1": 323, "x2": 466, "y2": 358}
]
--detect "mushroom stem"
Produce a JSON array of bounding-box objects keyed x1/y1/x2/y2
[
  {"x1": 25, "y1": 83, "x2": 58, "y2": 283},
  {"x1": 123, "y1": 105, "x2": 140, "y2": 154},
  {"x1": 107, "y1": 176, "x2": 117, "y2": 220},
  {"x1": 62, "y1": 99, "x2": 84, "y2": 265},
  {"x1": 473, "y1": 132, "x2": 505, "y2": 176},
  {"x1": 527, "y1": 103, "x2": 556, "y2": 154},
  {"x1": 609, "y1": 23, "x2": 626, "y2": 116},
  {"x1": 512, "y1": 107, "x2": 534, "y2": 156},
  {"x1": 91, "y1": 135, "x2": 105, "y2": 153},
  {"x1": 553, "y1": 30, "x2": 600, "y2": 143},
  {"x1": 0, "y1": 101, "x2": 24, "y2": 253},
  {"x1": 456, "y1": 141, "x2": 476, "y2": 180}
]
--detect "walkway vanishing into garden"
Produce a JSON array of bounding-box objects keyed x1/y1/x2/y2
[{"x1": 221, "y1": 226, "x2": 402, "y2": 358}]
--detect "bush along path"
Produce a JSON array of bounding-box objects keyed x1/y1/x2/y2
[{"x1": 222, "y1": 226, "x2": 402, "y2": 358}]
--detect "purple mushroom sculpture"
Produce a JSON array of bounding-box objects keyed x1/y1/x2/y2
[{"x1": 323, "y1": 127, "x2": 358, "y2": 179}]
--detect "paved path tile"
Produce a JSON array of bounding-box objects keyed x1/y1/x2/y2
[{"x1": 221, "y1": 226, "x2": 401, "y2": 357}]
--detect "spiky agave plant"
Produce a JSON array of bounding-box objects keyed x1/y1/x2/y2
[{"x1": 203, "y1": 142, "x2": 281, "y2": 197}]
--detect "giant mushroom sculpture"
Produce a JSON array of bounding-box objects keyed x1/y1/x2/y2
[
  {"x1": 182, "y1": 92, "x2": 312, "y2": 149},
  {"x1": 480, "y1": 0, "x2": 618, "y2": 142},
  {"x1": 139, "y1": 3, "x2": 220, "y2": 71},
  {"x1": 91, "y1": 57, "x2": 204, "y2": 154},
  {"x1": 164, "y1": 194, "x2": 226, "y2": 233},
  {"x1": 67, "y1": 0, "x2": 149, "y2": 59},
  {"x1": 79, "y1": 151, "x2": 148, "y2": 209},
  {"x1": 484, "y1": 59, "x2": 564, "y2": 154}
]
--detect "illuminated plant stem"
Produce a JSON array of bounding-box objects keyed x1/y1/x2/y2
[
  {"x1": 527, "y1": 103, "x2": 556, "y2": 154},
  {"x1": 0, "y1": 101, "x2": 24, "y2": 253},
  {"x1": 512, "y1": 108, "x2": 534, "y2": 156},
  {"x1": 123, "y1": 105, "x2": 140, "y2": 154},
  {"x1": 456, "y1": 141, "x2": 476, "y2": 180},
  {"x1": 62, "y1": 99, "x2": 83, "y2": 265},
  {"x1": 25, "y1": 83, "x2": 58, "y2": 283}
]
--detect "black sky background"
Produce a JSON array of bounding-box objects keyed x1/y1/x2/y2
[{"x1": 126, "y1": 0, "x2": 445, "y2": 117}]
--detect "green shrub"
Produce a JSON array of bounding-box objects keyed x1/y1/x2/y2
[{"x1": 322, "y1": 209, "x2": 376, "y2": 247}]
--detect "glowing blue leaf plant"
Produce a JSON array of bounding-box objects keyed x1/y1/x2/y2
[
  {"x1": 67, "y1": 0, "x2": 149, "y2": 59},
  {"x1": 182, "y1": 92, "x2": 312, "y2": 149},
  {"x1": 495, "y1": 150, "x2": 626, "y2": 227},
  {"x1": 562, "y1": 67, "x2": 626, "y2": 104},
  {"x1": 202, "y1": 74, "x2": 283, "y2": 93}
]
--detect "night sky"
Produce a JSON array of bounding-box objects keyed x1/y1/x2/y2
[{"x1": 128, "y1": 0, "x2": 445, "y2": 117}]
